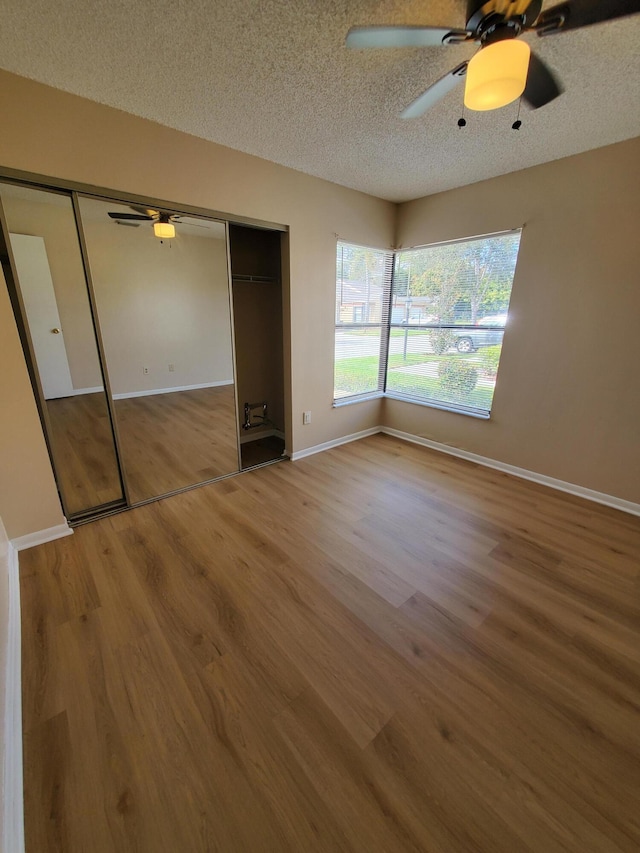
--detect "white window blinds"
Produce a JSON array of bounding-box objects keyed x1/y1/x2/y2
[{"x1": 334, "y1": 242, "x2": 394, "y2": 401}]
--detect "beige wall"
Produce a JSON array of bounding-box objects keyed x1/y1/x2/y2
[
  {"x1": 0, "y1": 516, "x2": 8, "y2": 797},
  {"x1": 0, "y1": 70, "x2": 393, "y2": 536},
  {"x1": 81, "y1": 215, "x2": 233, "y2": 396},
  {"x1": 0, "y1": 267, "x2": 66, "y2": 537},
  {"x1": 392, "y1": 137, "x2": 640, "y2": 504}
]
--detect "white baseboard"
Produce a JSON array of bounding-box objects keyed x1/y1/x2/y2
[
  {"x1": 10, "y1": 521, "x2": 73, "y2": 552},
  {"x1": 291, "y1": 427, "x2": 639, "y2": 516},
  {"x1": 290, "y1": 427, "x2": 381, "y2": 461},
  {"x1": 112, "y1": 380, "x2": 234, "y2": 401},
  {"x1": 3, "y1": 543, "x2": 25, "y2": 853},
  {"x1": 380, "y1": 427, "x2": 640, "y2": 517}
]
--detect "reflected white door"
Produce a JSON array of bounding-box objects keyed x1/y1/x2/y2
[{"x1": 10, "y1": 233, "x2": 74, "y2": 399}]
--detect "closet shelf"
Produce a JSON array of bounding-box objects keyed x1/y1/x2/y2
[{"x1": 232, "y1": 274, "x2": 278, "y2": 284}]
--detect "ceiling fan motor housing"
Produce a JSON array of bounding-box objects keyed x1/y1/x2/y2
[{"x1": 465, "y1": 0, "x2": 543, "y2": 36}]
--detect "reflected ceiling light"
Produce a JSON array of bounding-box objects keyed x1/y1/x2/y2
[
  {"x1": 464, "y1": 39, "x2": 531, "y2": 111},
  {"x1": 153, "y1": 220, "x2": 175, "y2": 239}
]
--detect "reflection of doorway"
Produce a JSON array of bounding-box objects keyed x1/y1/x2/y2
[{"x1": 10, "y1": 233, "x2": 73, "y2": 399}]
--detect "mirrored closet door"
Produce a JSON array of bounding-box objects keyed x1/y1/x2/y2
[
  {"x1": 77, "y1": 196, "x2": 240, "y2": 504},
  {"x1": 0, "y1": 182, "x2": 125, "y2": 517},
  {"x1": 1, "y1": 175, "x2": 286, "y2": 523}
]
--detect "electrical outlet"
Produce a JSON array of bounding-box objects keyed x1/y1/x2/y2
[
  {"x1": 168, "y1": 363, "x2": 175, "y2": 372},
  {"x1": 303, "y1": 411, "x2": 311, "y2": 425},
  {"x1": 143, "y1": 366, "x2": 149, "y2": 375}
]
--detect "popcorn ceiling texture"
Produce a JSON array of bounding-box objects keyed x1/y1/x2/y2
[{"x1": 0, "y1": 0, "x2": 638, "y2": 202}]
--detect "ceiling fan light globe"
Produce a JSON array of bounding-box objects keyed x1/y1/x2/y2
[
  {"x1": 153, "y1": 221, "x2": 175, "y2": 239},
  {"x1": 464, "y1": 39, "x2": 531, "y2": 111}
]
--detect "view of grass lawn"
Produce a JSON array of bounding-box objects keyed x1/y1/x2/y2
[
  {"x1": 334, "y1": 352, "x2": 495, "y2": 409},
  {"x1": 334, "y1": 355, "x2": 380, "y2": 396},
  {"x1": 385, "y1": 370, "x2": 493, "y2": 409}
]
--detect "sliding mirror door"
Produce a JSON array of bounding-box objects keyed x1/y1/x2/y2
[
  {"x1": 77, "y1": 197, "x2": 239, "y2": 503},
  {"x1": 0, "y1": 182, "x2": 125, "y2": 517}
]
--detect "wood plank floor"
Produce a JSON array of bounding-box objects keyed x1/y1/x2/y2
[{"x1": 19, "y1": 433, "x2": 640, "y2": 852}]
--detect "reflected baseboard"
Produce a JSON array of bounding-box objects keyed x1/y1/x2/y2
[
  {"x1": 67, "y1": 386, "x2": 103, "y2": 397},
  {"x1": 46, "y1": 383, "x2": 235, "y2": 401},
  {"x1": 112, "y1": 381, "x2": 234, "y2": 400}
]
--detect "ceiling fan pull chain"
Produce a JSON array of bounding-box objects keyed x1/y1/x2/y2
[
  {"x1": 512, "y1": 97, "x2": 522, "y2": 130},
  {"x1": 457, "y1": 102, "x2": 467, "y2": 128}
]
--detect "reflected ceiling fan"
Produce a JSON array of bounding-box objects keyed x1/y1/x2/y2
[
  {"x1": 107, "y1": 205, "x2": 209, "y2": 239},
  {"x1": 346, "y1": 0, "x2": 640, "y2": 117}
]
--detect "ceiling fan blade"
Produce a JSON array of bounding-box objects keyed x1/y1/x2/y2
[
  {"x1": 346, "y1": 26, "x2": 470, "y2": 49},
  {"x1": 535, "y1": 0, "x2": 640, "y2": 35},
  {"x1": 130, "y1": 205, "x2": 160, "y2": 218},
  {"x1": 401, "y1": 62, "x2": 468, "y2": 119},
  {"x1": 521, "y1": 0, "x2": 543, "y2": 26},
  {"x1": 522, "y1": 53, "x2": 563, "y2": 108},
  {"x1": 107, "y1": 211, "x2": 153, "y2": 220}
]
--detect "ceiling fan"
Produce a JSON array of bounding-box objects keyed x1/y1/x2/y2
[
  {"x1": 108, "y1": 206, "x2": 181, "y2": 238},
  {"x1": 346, "y1": 0, "x2": 639, "y2": 117},
  {"x1": 107, "y1": 206, "x2": 210, "y2": 238}
]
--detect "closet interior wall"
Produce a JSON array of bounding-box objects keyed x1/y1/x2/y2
[{"x1": 229, "y1": 224, "x2": 286, "y2": 469}]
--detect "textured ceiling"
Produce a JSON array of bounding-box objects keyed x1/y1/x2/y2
[{"x1": 1, "y1": 0, "x2": 639, "y2": 202}]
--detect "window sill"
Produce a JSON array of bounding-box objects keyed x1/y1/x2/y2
[
  {"x1": 333, "y1": 391, "x2": 490, "y2": 419},
  {"x1": 384, "y1": 391, "x2": 491, "y2": 419},
  {"x1": 333, "y1": 392, "x2": 383, "y2": 408}
]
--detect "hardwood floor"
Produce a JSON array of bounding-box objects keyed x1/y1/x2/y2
[
  {"x1": 19, "y1": 433, "x2": 640, "y2": 852},
  {"x1": 46, "y1": 386, "x2": 240, "y2": 512}
]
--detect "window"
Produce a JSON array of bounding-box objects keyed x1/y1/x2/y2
[
  {"x1": 334, "y1": 241, "x2": 393, "y2": 400},
  {"x1": 334, "y1": 231, "x2": 521, "y2": 416}
]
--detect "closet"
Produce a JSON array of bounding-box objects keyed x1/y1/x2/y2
[
  {"x1": 0, "y1": 173, "x2": 289, "y2": 523},
  {"x1": 229, "y1": 224, "x2": 286, "y2": 469}
]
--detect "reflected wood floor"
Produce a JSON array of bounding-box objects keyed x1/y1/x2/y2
[
  {"x1": 20, "y1": 433, "x2": 640, "y2": 852},
  {"x1": 47, "y1": 386, "x2": 240, "y2": 511},
  {"x1": 114, "y1": 385, "x2": 239, "y2": 503},
  {"x1": 46, "y1": 393, "x2": 123, "y2": 514}
]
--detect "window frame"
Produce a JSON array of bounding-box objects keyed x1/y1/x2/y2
[
  {"x1": 333, "y1": 240, "x2": 394, "y2": 404},
  {"x1": 334, "y1": 230, "x2": 522, "y2": 417}
]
